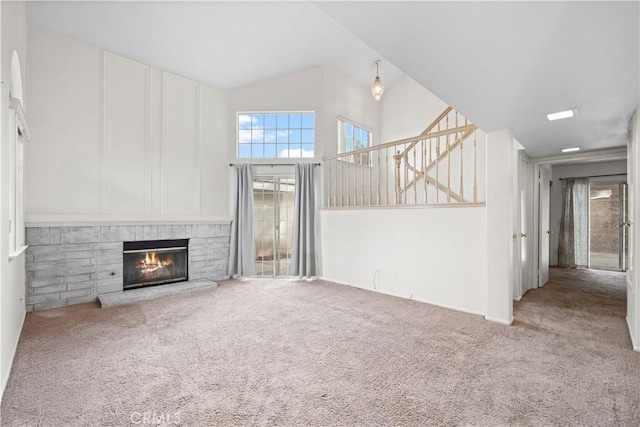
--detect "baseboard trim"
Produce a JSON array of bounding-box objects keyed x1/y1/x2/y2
[
  {"x1": 626, "y1": 316, "x2": 640, "y2": 351},
  {"x1": 485, "y1": 315, "x2": 514, "y2": 326},
  {"x1": 319, "y1": 277, "x2": 486, "y2": 318},
  {"x1": 1, "y1": 310, "x2": 26, "y2": 399}
]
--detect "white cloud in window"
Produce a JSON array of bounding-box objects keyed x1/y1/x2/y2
[
  {"x1": 239, "y1": 129, "x2": 267, "y2": 145},
  {"x1": 238, "y1": 114, "x2": 256, "y2": 128},
  {"x1": 278, "y1": 148, "x2": 314, "y2": 158}
]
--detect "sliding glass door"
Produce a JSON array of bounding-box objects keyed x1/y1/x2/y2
[
  {"x1": 589, "y1": 182, "x2": 628, "y2": 271},
  {"x1": 253, "y1": 176, "x2": 295, "y2": 277}
]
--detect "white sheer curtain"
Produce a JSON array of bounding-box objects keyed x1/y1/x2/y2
[
  {"x1": 229, "y1": 164, "x2": 255, "y2": 277},
  {"x1": 289, "y1": 163, "x2": 317, "y2": 277},
  {"x1": 558, "y1": 177, "x2": 590, "y2": 268}
]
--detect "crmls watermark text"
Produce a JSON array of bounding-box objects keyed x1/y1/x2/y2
[{"x1": 130, "y1": 411, "x2": 181, "y2": 425}]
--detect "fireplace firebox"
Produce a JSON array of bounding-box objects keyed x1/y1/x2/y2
[{"x1": 123, "y1": 239, "x2": 188, "y2": 290}]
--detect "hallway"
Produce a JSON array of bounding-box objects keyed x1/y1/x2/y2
[{"x1": 515, "y1": 267, "x2": 629, "y2": 349}]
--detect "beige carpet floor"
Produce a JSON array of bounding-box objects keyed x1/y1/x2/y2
[{"x1": 1, "y1": 268, "x2": 638, "y2": 426}]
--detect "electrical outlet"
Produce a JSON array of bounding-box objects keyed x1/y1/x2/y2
[{"x1": 392, "y1": 269, "x2": 399, "y2": 279}]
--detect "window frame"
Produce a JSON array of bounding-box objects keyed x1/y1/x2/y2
[
  {"x1": 236, "y1": 111, "x2": 315, "y2": 160},
  {"x1": 8, "y1": 97, "x2": 29, "y2": 259},
  {"x1": 337, "y1": 117, "x2": 373, "y2": 167}
]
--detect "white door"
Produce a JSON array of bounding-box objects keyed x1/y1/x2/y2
[
  {"x1": 539, "y1": 166, "x2": 551, "y2": 286},
  {"x1": 519, "y1": 158, "x2": 531, "y2": 294},
  {"x1": 627, "y1": 118, "x2": 638, "y2": 348}
]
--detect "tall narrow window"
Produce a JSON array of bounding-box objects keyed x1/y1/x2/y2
[
  {"x1": 237, "y1": 112, "x2": 315, "y2": 159},
  {"x1": 8, "y1": 98, "x2": 28, "y2": 255},
  {"x1": 338, "y1": 117, "x2": 372, "y2": 166}
]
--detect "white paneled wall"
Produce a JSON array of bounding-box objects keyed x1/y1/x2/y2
[
  {"x1": 26, "y1": 27, "x2": 231, "y2": 224},
  {"x1": 163, "y1": 72, "x2": 200, "y2": 215},
  {"x1": 104, "y1": 53, "x2": 151, "y2": 214}
]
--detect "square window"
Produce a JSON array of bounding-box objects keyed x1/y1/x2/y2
[
  {"x1": 264, "y1": 129, "x2": 277, "y2": 144},
  {"x1": 289, "y1": 113, "x2": 302, "y2": 129},
  {"x1": 251, "y1": 144, "x2": 264, "y2": 158},
  {"x1": 301, "y1": 113, "x2": 314, "y2": 129},
  {"x1": 264, "y1": 144, "x2": 277, "y2": 158},
  {"x1": 301, "y1": 144, "x2": 314, "y2": 157},
  {"x1": 264, "y1": 114, "x2": 277, "y2": 129},
  {"x1": 301, "y1": 129, "x2": 314, "y2": 144},
  {"x1": 277, "y1": 130, "x2": 289, "y2": 144},
  {"x1": 290, "y1": 129, "x2": 301, "y2": 143},
  {"x1": 277, "y1": 114, "x2": 289, "y2": 129},
  {"x1": 338, "y1": 118, "x2": 372, "y2": 166},
  {"x1": 238, "y1": 114, "x2": 252, "y2": 130},
  {"x1": 239, "y1": 130, "x2": 252, "y2": 145},
  {"x1": 277, "y1": 144, "x2": 289, "y2": 157},
  {"x1": 252, "y1": 114, "x2": 264, "y2": 129},
  {"x1": 252, "y1": 130, "x2": 263, "y2": 144},
  {"x1": 238, "y1": 144, "x2": 251, "y2": 158}
]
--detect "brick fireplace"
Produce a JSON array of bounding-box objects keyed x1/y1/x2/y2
[{"x1": 24, "y1": 223, "x2": 231, "y2": 311}]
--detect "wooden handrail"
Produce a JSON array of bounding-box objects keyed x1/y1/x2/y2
[
  {"x1": 399, "y1": 127, "x2": 477, "y2": 201},
  {"x1": 322, "y1": 124, "x2": 476, "y2": 161},
  {"x1": 399, "y1": 106, "x2": 453, "y2": 158},
  {"x1": 420, "y1": 106, "x2": 453, "y2": 137}
]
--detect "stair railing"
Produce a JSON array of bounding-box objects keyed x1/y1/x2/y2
[{"x1": 323, "y1": 108, "x2": 480, "y2": 208}]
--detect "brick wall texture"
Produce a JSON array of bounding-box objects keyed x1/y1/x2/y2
[
  {"x1": 25, "y1": 224, "x2": 231, "y2": 311},
  {"x1": 590, "y1": 185, "x2": 621, "y2": 254}
]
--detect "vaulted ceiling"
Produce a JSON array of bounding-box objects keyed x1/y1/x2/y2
[
  {"x1": 315, "y1": 1, "x2": 639, "y2": 158},
  {"x1": 25, "y1": 1, "x2": 405, "y2": 90},
  {"x1": 27, "y1": 1, "x2": 639, "y2": 158}
]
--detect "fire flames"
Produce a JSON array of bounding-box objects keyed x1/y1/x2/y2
[{"x1": 137, "y1": 252, "x2": 173, "y2": 275}]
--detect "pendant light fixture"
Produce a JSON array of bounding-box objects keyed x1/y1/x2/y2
[{"x1": 371, "y1": 60, "x2": 384, "y2": 102}]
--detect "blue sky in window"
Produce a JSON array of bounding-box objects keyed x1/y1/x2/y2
[{"x1": 238, "y1": 112, "x2": 314, "y2": 158}]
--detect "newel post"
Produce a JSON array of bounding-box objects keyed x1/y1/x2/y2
[{"x1": 393, "y1": 151, "x2": 403, "y2": 204}]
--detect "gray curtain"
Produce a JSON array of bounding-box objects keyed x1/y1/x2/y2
[
  {"x1": 558, "y1": 177, "x2": 589, "y2": 268},
  {"x1": 229, "y1": 164, "x2": 255, "y2": 277},
  {"x1": 289, "y1": 163, "x2": 317, "y2": 277}
]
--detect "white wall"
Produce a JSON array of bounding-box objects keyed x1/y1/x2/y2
[
  {"x1": 381, "y1": 75, "x2": 448, "y2": 142},
  {"x1": 1, "y1": 0, "x2": 27, "y2": 397},
  {"x1": 26, "y1": 26, "x2": 230, "y2": 224},
  {"x1": 320, "y1": 74, "x2": 494, "y2": 317},
  {"x1": 321, "y1": 207, "x2": 487, "y2": 315},
  {"x1": 549, "y1": 160, "x2": 627, "y2": 266},
  {"x1": 323, "y1": 66, "x2": 381, "y2": 154},
  {"x1": 486, "y1": 130, "x2": 517, "y2": 324}
]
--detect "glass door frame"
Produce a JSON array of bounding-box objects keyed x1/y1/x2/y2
[
  {"x1": 588, "y1": 179, "x2": 628, "y2": 271},
  {"x1": 252, "y1": 174, "x2": 295, "y2": 277}
]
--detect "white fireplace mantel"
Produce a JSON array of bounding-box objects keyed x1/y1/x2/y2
[{"x1": 26, "y1": 214, "x2": 233, "y2": 228}]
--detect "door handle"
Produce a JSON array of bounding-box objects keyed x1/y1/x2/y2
[
  {"x1": 546, "y1": 230, "x2": 553, "y2": 234},
  {"x1": 621, "y1": 222, "x2": 632, "y2": 227},
  {"x1": 521, "y1": 233, "x2": 527, "y2": 238}
]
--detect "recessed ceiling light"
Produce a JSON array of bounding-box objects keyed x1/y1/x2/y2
[
  {"x1": 547, "y1": 109, "x2": 576, "y2": 121},
  {"x1": 561, "y1": 147, "x2": 581, "y2": 153}
]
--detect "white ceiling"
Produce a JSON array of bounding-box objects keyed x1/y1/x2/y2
[
  {"x1": 25, "y1": 1, "x2": 405, "y2": 90},
  {"x1": 27, "y1": 1, "x2": 639, "y2": 158},
  {"x1": 315, "y1": 1, "x2": 640, "y2": 158}
]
